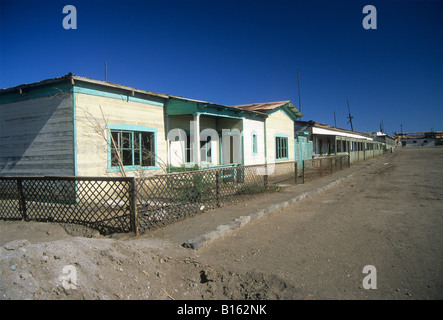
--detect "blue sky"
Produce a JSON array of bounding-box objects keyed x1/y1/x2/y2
[{"x1": 1, "y1": 0, "x2": 442, "y2": 134}]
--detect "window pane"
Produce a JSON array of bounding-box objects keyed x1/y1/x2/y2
[
  {"x1": 207, "y1": 136, "x2": 212, "y2": 161},
  {"x1": 284, "y1": 138, "x2": 288, "y2": 158},
  {"x1": 111, "y1": 131, "x2": 121, "y2": 167},
  {"x1": 122, "y1": 132, "x2": 131, "y2": 149},
  {"x1": 122, "y1": 149, "x2": 132, "y2": 166},
  {"x1": 200, "y1": 136, "x2": 211, "y2": 162},
  {"x1": 134, "y1": 133, "x2": 141, "y2": 166},
  {"x1": 185, "y1": 135, "x2": 193, "y2": 163},
  {"x1": 276, "y1": 137, "x2": 280, "y2": 159},
  {"x1": 111, "y1": 148, "x2": 120, "y2": 167},
  {"x1": 200, "y1": 140, "x2": 206, "y2": 162},
  {"x1": 111, "y1": 131, "x2": 120, "y2": 149},
  {"x1": 141, "y1": 132, "x2": 155, "y2": 166}
]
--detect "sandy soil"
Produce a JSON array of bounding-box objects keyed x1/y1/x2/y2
[
  {"x1": 0, "y1": 221, "x2": 297, "y2": 300},
  {"x1": 1, "y1": 147, "x2": 442, "y2": 300},
  {"x1": 196, "y1": 147, "x2": 443, "y2": 299}
]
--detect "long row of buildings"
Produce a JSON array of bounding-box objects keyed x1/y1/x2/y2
[{"x1": 1, "y1": 73, "x2": 394, "y2": 177}]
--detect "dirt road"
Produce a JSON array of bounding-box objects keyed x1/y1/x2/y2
[
  {"x1": 1, "y1": 147, "x2": 442, "y2": 300},
  {"x1": 196, "y1": 147, "x2": 443, "y2": 299}
]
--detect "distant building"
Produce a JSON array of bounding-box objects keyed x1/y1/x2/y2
[
  {"x1": 395, "y1": 131, "x2": 443, "y2": 147},
  {"x1": 293, "y1": 120, "x2": 384, "y2": 164},
  {"x1": 366, "y1": 132, "x2": 396, "y2": 152}
]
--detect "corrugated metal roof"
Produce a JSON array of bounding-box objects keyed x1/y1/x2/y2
[
  {"x1": 0, "y1": 74, "x2": 294, "y2": 119},
  {"x1": 0, "y1": 73, "x2": 170, "y2": 99},
  {"x1": 232, "y1": 100, "x2": 303, "y2": 118},
  {"x1": 231, "y1": 101, "x2": 291, "y2": 112}
]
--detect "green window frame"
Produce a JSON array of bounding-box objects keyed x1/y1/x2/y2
[
  {"x1": 252, "y1": 132, "x2": 258, "y2": 156},
  {"x1": 108, "y1": 125, "x2": 157, "y2": 171},
  {"x1": 275, "y1": 135, "x2": 289, "y2": 160}
]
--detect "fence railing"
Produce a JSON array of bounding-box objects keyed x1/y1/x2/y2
[
  {"x1": 303, "y1": 155, "x2": 350, "y2": 182},
  {"x1": 0, "y1": 155, "x2": 349, "y2": 235},
  {"x1": 0, "y1": 176, "x2": 136, "y2": 235}
]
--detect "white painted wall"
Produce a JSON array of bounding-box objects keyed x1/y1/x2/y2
[
  {"x1": 242, "y1": 118, "x2": 265, "y2": 165},
  {"x1": 75, "y1": 92, "x2": 166, "y2": 176},
  {"x1": 265, "y1": 110, "x2": 295, "y2": 163}
]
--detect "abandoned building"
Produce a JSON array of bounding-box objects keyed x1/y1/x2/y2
[{"x1": 0, "y1": 74, "x2": 304, "y2": 176}]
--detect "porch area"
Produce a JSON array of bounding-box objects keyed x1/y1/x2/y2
[{"x1": 165, "y1": 96, "x2": 267, "y2": 171}]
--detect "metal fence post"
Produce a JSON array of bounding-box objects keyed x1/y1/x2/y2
[
  {"x1": 17, "y1": 179, "x2": 27, "y2": 221},
  {"x1": 294, "y1": 162, "x2": 298, "y2": 184},
  {"x1": 216, "y1": 170, "x2": 221, "y2": 207},
  {"x1": 129, "y1": 177, "x2": 139, "y2": 235},
  {"x1": 302, "y1": 160, "x2": 305, "y2": 184}
]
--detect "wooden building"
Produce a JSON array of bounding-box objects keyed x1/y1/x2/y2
[{"x1": 0, "y1": 74, "x2": 303, "y2": 176}]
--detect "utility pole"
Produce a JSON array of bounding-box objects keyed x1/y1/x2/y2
[
  {"x1": 297, "y1": 72, "x2": 302, "y2": 113},
  {"x1": 347, "y1": 100, "x2": 354, "y2": 131},
  {"x1": 105, "y1": 61, "x2": 107, "y2": 82}
]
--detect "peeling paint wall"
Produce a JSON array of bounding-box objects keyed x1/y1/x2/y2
[{"x1": 0, "y1": 92, "x2": 74, "y2": 176}]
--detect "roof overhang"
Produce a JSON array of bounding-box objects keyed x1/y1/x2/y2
[
  {"x1": 0, "y1": 73, "x2": 169, "y2": 104},
  {"x1": 166, "y1": 96, "x2": 268, "y2": 120},
  {"x1": 232, "y1": 100, "x2": 303, "y2": 120},
  {"x1": 312, "y1": 127, "x2": 373, "y2": 140}
]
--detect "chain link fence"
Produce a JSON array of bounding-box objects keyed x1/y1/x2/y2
[{"x1": 0, "y1": 154, "x2": 349, "y2": 235}]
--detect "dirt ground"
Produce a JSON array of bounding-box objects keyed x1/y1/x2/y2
[
  {"x1": 1, "y1": 147, "x2": 442, "y2": 300},
  {"x1": 196, "y1": 147, "x2": 443, "y2": 299},
  {"x1": 0, "y1": 222, "x2": 299, "y2": 300}
]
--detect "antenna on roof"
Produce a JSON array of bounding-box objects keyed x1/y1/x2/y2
[
  {"x1": 334, "y1": 111, "x2": 337, "y2": 127},
  {"x1": 297, "y1": 71, "x2": 302, "y2": 112},
  {"x1": 105, "y1": 61, "x2": 107, "y2": 82},
  {"x1": 346, "y1": 99, "x2": 354, "y2": 131}
]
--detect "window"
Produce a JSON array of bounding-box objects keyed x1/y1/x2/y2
[
  {"x1": 185, "y1": 134, "x2": 193, "y2": 163},
  {"x1": 275, "y1": 136, "x2": 288, "y2": 160},
  {"x1": 200, "y1": 135, "x2": 212, "y2": 163},
  {"x1": 185, "y1": 134, "x2": 212, "y2": 163},
  {"x1": 252, "y1": 132, "x2": 258, "y2": 156},
  {"x1": 110, "y1": 129, "x2": 155, "y2": 169}
]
